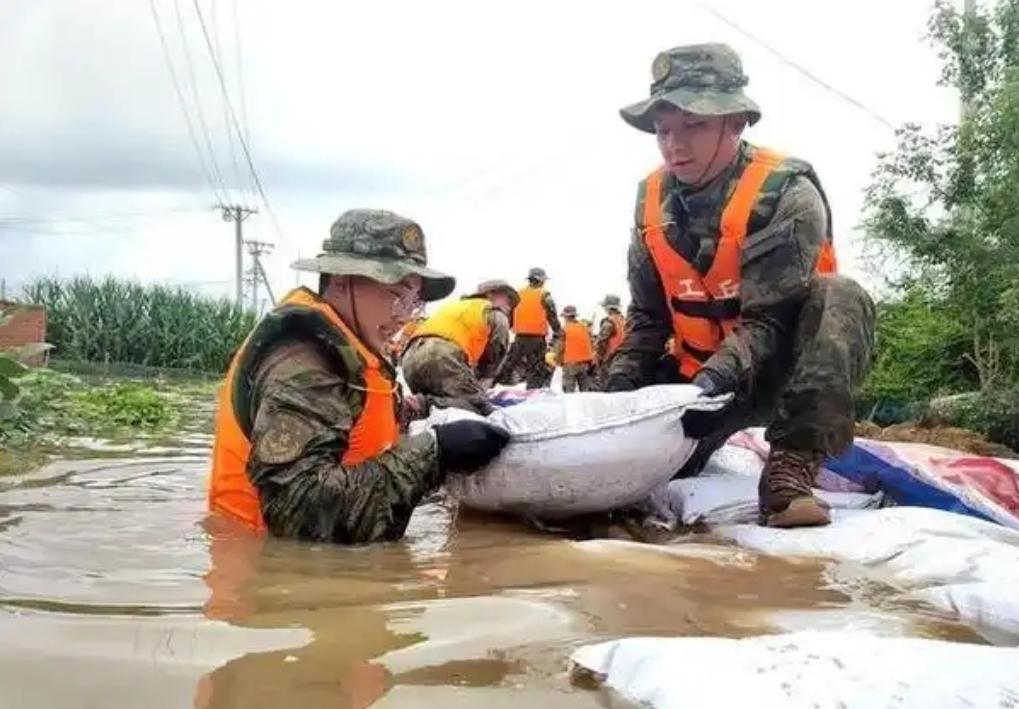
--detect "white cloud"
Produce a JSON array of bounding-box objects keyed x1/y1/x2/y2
[{"x1": 1, "y1": 0, "x2": 958, "y2": 317}]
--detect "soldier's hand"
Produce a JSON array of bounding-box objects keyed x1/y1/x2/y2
[
  {"x1": 691, "y1": 369, "x2": 729, "y2": 397},
  {"x1": 433, "y1": 420, "x2": 510, "y2": 474}
]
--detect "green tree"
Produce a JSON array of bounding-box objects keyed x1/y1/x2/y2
[{"x1": 865, "y1": 0, "x2": 1019, "y2": 391}]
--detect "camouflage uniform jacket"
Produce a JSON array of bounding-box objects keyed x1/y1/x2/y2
[
  {"x1": 477, "y1": 306, "x2": 512, "y2": 379},
  {"x1": 537, "y1": 289, "x2": 563, "y2": 339},
  {"x1": 609, "y1": 141, "x2": 833, "y2": 396},
  {"x1": 243, "y1": 312, "x2": 442, "y2": 544},
  {"x1": 595, "y1": 313, "x2": 623, "y2": 363}
]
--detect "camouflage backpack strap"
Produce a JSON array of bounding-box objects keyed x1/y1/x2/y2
[
  {"x1": 232, "y1": 304, "x2": 367, "y2": 437},
  {"x1": 746, "y1": 155, "x2": 834, "y2": 241}
]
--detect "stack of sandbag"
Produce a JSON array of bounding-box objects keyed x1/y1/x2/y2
[
  {"x1": 414, "y1": 385, "x2": 728, "y2": 519},
  {"x1": 714, "y1": 507, "x2": 1019, "y2": 644},
  {"x1": 570, "y1": 631, "x2": 1019, "y2": 708}
]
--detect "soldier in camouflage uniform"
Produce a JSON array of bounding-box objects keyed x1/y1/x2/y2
[
  {"x1": 608, "y1": 44, "x2": 876, "y2": 528},
  {"x1": 557, "y1": 305, "x2": 596, "y2": 393},
  {"x1": 595, "y1": 294, "x2": 627, "y2": 390},
  {"x1": 208, "y1": 209, "x2": 510, "y2": 544},
  {"x1": 401, "y1": 279, "x2": 517, "y2": 416},
  {"x1": 499, "y1": 267, "x2": 562, "y2": 389}
]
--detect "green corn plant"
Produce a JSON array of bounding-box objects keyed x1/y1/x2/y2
[{"x1": 22, "y1": 277, "x2": 257, "y2": 373}]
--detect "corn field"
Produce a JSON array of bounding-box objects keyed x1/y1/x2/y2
[{"x1": 23, "y1": 277, "x2": 256, "y2": 373}]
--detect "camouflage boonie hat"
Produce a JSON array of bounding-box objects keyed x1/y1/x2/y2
[
  {"x1": 620, "y1": 43, "x2": 761, "y2": 133},
  {"x1": 600, "y1": 294, "x2": 622, "y2": 309},
  {"x1": 291, "y1": 209, "x2": 455, "y2": 302},
  {"x1": 467, "y1": 279, "x2": 520, "y2": 309},
  {"x1": 527, "y1": 267, "x2": 548, "y2": 282},
  {"x1": 561, "y1": 305, "x2": 578, "y2": 318}
]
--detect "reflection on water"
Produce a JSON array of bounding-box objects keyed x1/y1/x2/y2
[{"x1": 0, "y1": 457, "x2": 981, "y2": 709}]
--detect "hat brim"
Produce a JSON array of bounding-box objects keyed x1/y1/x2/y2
[
  {"x1": 468, "y1": 286, "x2": 520, "y2": 309},
  {"x1": 620, "y1": 87, "x2": 761, "y2": 133},
  {"x1": 291, "y1": 253, "x2": 455, "y2": 302}
]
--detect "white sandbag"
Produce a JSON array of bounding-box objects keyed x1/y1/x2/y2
[
  {"x1": 668, "y1": 444, "x2": 882, "y2": 526},
  {"x1": 570, "y1": 631, "x2": 1019, "y2": 709},
  {"x1": 713, "y1": 507, "x2": 1019, "y2": 642},
  {"x1": 419, "y1": 385, "x2": 727, "y2": 518}
]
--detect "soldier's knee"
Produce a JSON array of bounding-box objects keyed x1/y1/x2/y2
[{"x1": 807, "y1": 274, "x2": 876, "y2": 325}]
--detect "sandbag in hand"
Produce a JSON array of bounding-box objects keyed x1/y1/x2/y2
[{"x1": 434, "y1": 420, "x2": 510, "y2": 474}]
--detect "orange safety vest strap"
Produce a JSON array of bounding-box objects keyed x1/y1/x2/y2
[
  {"x1": 718, "y1": 147, "x2": 786, "y2": 243},
  {"x1": 642, "y1": 146, "x2": 833, "y2": 381}
]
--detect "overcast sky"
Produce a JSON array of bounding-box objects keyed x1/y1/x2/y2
[{"x1": 1, "y1": 0, "x2": 958, "y2": 316}]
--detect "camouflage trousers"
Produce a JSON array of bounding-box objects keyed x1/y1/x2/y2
[
  {"x1": 594, "y1": 354, "x2": 619, "y2": 391},
  {"x1": 500, "y1": 334, "x2": 551, "y2": 390},
  {"x1": 401, "y1": 337, "x2": 494, "y2": 416},
  {"x1": 679, "y1": 274, "x2": 876, "y2": 476},
  {"x1": 562, "y1": 362, "x2": 595, "y2": 393}
]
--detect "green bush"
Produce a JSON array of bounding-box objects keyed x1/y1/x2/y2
[
  {"x1": 858, "y1": 283, "x2": 974, "y2": 424},
  {"x1": 0, "y1": 369, "x2": 178, "y2": 448},
  {"x1": 926, "y1": 389, "x2": 1019, "y2": 451}
]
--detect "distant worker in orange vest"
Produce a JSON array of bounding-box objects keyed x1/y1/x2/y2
[
  {"x1": 401, "y1": 279, "x2": 519, "y2": 416},
  {"x1": 594, "y1": 294, "x2": 626, "y2": 390},
  {"x1": 503, "y1": 266, "x2": 562, "y2": 389},
  {"x1": 208, "y1": 209, "x2": 510, "y2": 543},
  {"x1": 556, "y1": 305, "x2": 595, "y2": 393},
  {"x1": 608, "y1": 44, "x2": 876, "y2": 528}
]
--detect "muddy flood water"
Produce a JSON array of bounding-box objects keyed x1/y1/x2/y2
[{"x1": 0, "y1": 414, "x2": 983, "y2": 709}]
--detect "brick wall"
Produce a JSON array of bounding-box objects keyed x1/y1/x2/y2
[{"x1": 0, "y1": 301, "x2": 48, "y2": 364}]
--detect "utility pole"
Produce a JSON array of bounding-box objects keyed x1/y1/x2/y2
[
  {"x1": 244, "y1": 239, "x2": 275, "y2": 312},
  {"x1": 219, "y1": 205, "x2": 258, "y2": 305}
]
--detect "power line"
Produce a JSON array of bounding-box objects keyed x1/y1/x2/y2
[
  {"x1": 209, "y1": 0, "x2": 245, "y2": 199},
  {"x1": 687, "y1": 0, "x2": 897, "y2": 131},
  {"x1": 172, "y1": 0, "x2": 231, "y2": 202},
  {"x1": 0, "y1": 205, "x2": 209, "y2": 226},
  {"x1": 231, "y1": 0, "x2": 254, "y2": 204},
  {"x1": 147, "y1": 0, "x2": 226, "y2": 206},
  {"x1": 192, "y1": 0, "x2": 287, "y2": 244}
]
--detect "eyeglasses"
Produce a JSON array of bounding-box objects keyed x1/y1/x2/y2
[{"x1": 389, "y1": 285, "x2": 424, "y2": 320}]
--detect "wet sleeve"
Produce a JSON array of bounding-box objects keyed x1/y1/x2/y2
[
  {"x1": 246, "y1": 360, "x2": 443, "y2": 544},
  {"x1": 606, "y1": 227, "x2": 671, "y2": 390},
  {"x1": 476, "y1": 308, "x2": 511, "y2": 380},
  {"x1": 700, "y1": 176, "x2": 827, "y2": 395},
  {"x1": 543, "y1": 292, "x2": 563, "y2": 336}
]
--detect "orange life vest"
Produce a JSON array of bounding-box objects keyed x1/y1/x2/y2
[
  {"x1": 562, "y1": 320, "x2": 595, "y2": 364},
  {"x1": 413, "y1": 298, "x2": 492, "y2": 367},
  {"x1": 604, "y1": 312, "x2": 626, "y2": 359},
  {"x1": 513, "y1": 285, "x2": 549, "y2": 336},
  {"x1": 208, "y1": 287, "x2": 399, "y2": 533},
  {"x1": 641, "y1": 146, "x2": 838, "y2": 380}
]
